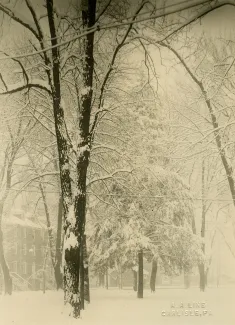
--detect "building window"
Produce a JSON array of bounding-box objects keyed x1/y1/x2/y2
[
  {"x1": 14, "y1": 243, "x2": 17, "y2": 255},
  {"x1": 31, "y1": 245, "x2": 36, "y2": 256},
  {"x1": 41, "y1": 246, "x2": 45, "y2": 257},
  {"x1": 23, "y1": 228, "x2": 27, "y2": 239},
  {"x1": 12, "y1": 261, "x2": 17, "y2": 273},
  {"x1": 14, "y1": 226, "x2": 17, "y2": 238},
  {"x1": 23, "y1": 244, "x2": 27, "y2": 255},
  {"x1": 32, "y1": 262, "x2": 36, "y2": 275},
  {"x1": 22, "y1": 262, "x2": 27, "y2": 275}
]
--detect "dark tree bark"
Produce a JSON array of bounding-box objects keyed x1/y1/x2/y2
[
  {"x1": 198, "y1": 264, "x2": 206, "y2": 291},
  {"x1": 79, "y1": 234, "x2": 90, "y2": 308},
  {"x1": 199, "y1": 159, "x2": 206, "y2": 292},
  {"x1": 0, "y1": 229, "x2": 12, "y2": 295},
  {"x1": 46, "y1": 0, "x2": 79, "y2": 316},
  {"x1": 118, "y1": 265, "x2": 123, "y2": 289},
  {"x1": 80, "y1": 238, "x2": 85, "y2": 310},
  {"x1": 83, "y1": 235, "x2": 90, "y2": 303},
  {"x1": 99, "y1": 273, "x2": 105, "y2": 287},
  {"x1": 184, "y1": 272, "x2": 190, "y2": 289},
  {"x1": 133, "y1": 270, "x2": 137, "y2": 291},
  {"x1": 137, "y1": 249, "x2": 143, "y2": 298},
  {"x1": 72, "y1": 3, "x2": 96, "y2": 311},
  {"x1": 150, "y1": 257, "x2": 158, "y2": 292},
  {"x1": 105, "y1": 266, "x2": 109, "y2": 290},
  {"x1": 54, "y1": 196, "x2": 63, "y2": 290}
]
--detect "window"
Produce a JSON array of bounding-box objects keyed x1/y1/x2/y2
[
  {"x1": 22, "y1": 262, "x2": 27, "y2": 275},
  {"x1": 23, "y1": 244, "x2": 27, "y2": 256},
  {"x1": 23, "y1": 228, "x2": 27, "y2": 239},
  {"x1": 14, "y1": 226, "x2": 17, "y2": 238},
  {"x1": 41, "y1": 246, "x2": 45, "y2": 257},
  {"x1": 14, "y1": 243, "x2": 17, "y2": 255},
  {"x1": 12, "y1": 261, "x2": 17, "y2": 273},
  {"x1": 31, "y1": 245, "x2": 36, "y2": 256},
  {"x1": 32, "y1": 263, "x2": 36, "y2": 275}
]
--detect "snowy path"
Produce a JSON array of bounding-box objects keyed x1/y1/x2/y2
[{"x1": 0, "y1": 286, "x2": 234, "y2": 325}]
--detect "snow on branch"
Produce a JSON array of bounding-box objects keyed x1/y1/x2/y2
[
  {"x1": 87, "y1": 169, "x2": 133, "y2": 188},
  {"x1": 0, "y1": 78, "x2": 51, "y2": 96},
  {"x1": 0, "y1": 1, "x2": 230, "y2": 61},
  {"x1": 19, "y1": 172, "x2": 60, "y2": 192},
  {"x1": 0, "y1": 2, "x2": 39, "y2": 39}
]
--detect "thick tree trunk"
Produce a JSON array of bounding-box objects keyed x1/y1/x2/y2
[
  {"x1": 133, "y1": 270, "x2": 137, "y2": 291},
  {"x1": 63, "y1": 228, "x2": 81, "y2": 316},
  {"x1": 79, "y1": 234, "x2": 90, "y2": 308},
  {"x1": 150, "y1": 257, "x2": 157, "y2": 292},
  {"x1": 137, "y1": 249, "x2": 143, "y2": 298},
  {"x1": 65, "y1": 1, "x2": 96, "y2": 316},
  {"x1": 99, "y1": 273, "x2": 105, "y2": 287},
  {"x1": 118, "y1": 265, "x2": 123, "y2": 289},
  {"x1": 43, "y1": 269, "x2": 46, "y2": 294},
  {"x1": 47, "y1": 0, "x2": 96, "y2": 318},
  {"x1": 184, "y1": 272, "x2": 190, "y2": 289},
  {"x1": 80, "y1": 239, "x2": 85, "y2": 310},
  {"x1": 55, "y1": 196, "x2": 63, "y2": 289},
  {"x1": 105, "y1": 266, "x2": 109, "y2": 290},
  {"x1": 46, "y1": 0, "x2": 80, "y2": 318},
  {"x1": 0, "y1": 229, "x2": 12, "y2": 295},
  {"x1": 83, "y1": 235, "x2": 90, "y2": 303},
  {"x1": 198, "y1": 264, "x2": 206, "y2": 291},
  {"x1": 54, "y1": 262, "x2": 63, "y2": 290}
]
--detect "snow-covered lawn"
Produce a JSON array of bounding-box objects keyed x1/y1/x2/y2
[{"x1": 0, "y1": 286, "x2": 234, "y2": 325}]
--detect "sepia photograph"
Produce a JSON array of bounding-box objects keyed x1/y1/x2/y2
[{"x1": 0, "y1": 0, "x2": 235, "y2": 324}]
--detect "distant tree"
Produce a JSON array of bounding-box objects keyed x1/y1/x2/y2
[
  {"x1": 0, "y1": 103, "x2": 35, "y2": 294},
  {"x1": 88, "y1": 166, "x2": 204, "y2": 298}
]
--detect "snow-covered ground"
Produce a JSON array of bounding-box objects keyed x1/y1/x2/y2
[{"x1": 0, "y1": 286, "x2": 234, "y2": 325}]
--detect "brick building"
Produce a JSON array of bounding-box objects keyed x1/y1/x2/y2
[{"x1": 0, "y1": 210, "x2": 55, "y2": 292}]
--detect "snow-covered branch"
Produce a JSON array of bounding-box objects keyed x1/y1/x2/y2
[
  {"x1": 87, "y1": 169, "x2": 133, "y2": 188},
  {"x1": 0, "y1": 78, "x2": 52, "y2": 96}
]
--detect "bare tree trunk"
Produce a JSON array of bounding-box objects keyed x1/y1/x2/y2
[
  {"x1": 83, "y1": 235, "x2": 90, "y2": 303},
  {"x1": 46, "y1": 0, "x2": 80, "y2": 317},
  {"x1": 184, "y1": 272, "x2": 190, "y2": 289},
  {"x1": 99, "y1": 273, "x2": 105, "y2": 287},
  {"x1": 54, "y1": 196, "x2": 63, "y2": 290},
  {"x1": 63, "y1": 1, "x2": 97, "y2": 317},
  {"x1": 198, "y1": 264, "x2": 206, "y2": 291},
  {"x1": 105, "y1": 266, "x2": 109, "y2": 290},
  {"x1": 79, "y1": 235, "x2": 90, "y2": 308},
  {"x1": 80, "y1": 239, "x2": 85, "y2": 310},
  {"x1": 150, "y1": 257, "x2": 158, "y2": 292},
  {"x1": 0, "y1": 229, "x2": 12, "y2": 295},
  {"x1": 137, "y1": 249, "x2": 143, "y2": 298},
  {"x1": 43, "y1": 269, "x2": 46, "y2": 294},
  {"x1": 133, "y1": 270, "x2": 137, "y2": 291},
  {"x1": 119, "y1": 265, "x2": 123, "y2": 289},
  {"x1": 199, "y1": 159, "x2": 206, "y2": 292}
]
